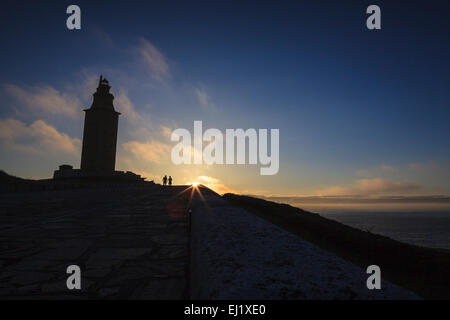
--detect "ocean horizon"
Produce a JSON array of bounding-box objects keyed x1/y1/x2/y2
[{"x1": 310, "y1": 210, "x2": 450, "y2": 250}]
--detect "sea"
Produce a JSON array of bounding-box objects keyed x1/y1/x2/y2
[{"x1": 316, "y1": 211, "x2": 450, "y2": 250}]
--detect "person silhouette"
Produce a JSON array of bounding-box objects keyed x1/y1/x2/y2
[
  {"x1": 163, "y1": 175, "x2": 167, "y2": 186},
  {"x1": 168, "y1": 176, "x2": 172, "y2": 186}
]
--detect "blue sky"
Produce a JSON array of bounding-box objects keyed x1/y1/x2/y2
[{"x1": 0, "y1": 1, "x2": 449, "y2": 199}]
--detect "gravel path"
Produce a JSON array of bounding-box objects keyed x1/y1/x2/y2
[{"x1": 190, "y1": 195, "x2": 419, "y2": 299}]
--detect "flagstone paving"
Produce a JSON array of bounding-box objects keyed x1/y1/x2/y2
[{"x1": 0, "y1": 184, "x2": 190, "y2": 299}]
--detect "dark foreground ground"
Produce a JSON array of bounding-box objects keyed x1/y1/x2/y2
[
  {"x1": 224, "y1": 194, "x2": 450, "y2": 299},
  {"x1": 0, "y1": 169, "x2": 447, "y2": 300},
  {"x1": 0, "y1": 183, "x2": 190, "y2": 299}
]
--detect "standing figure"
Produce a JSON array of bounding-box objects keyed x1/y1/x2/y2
[
  {"x1": 163, "y1": 175, "x2": 167, "y2": 186},
  {"x1": 168, "y1": 176, "x2": 172, "y2": 186}
]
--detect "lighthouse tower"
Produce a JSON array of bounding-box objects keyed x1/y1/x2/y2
[
  {"x1": 53, "y1": 76, "x2": 143, "y2": 181},
  {"x1": 80, "y1": 75, "x2": 120, "y2": 173}
]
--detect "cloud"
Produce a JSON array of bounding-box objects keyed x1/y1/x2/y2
[
  {"x1": 408, "y1": 163, "x2": 425, "y2": 170},
  {"x1": 355, "y1": 178, "x2": 422, "y2": 194},
  {"x1": 160, "y1": 125, "x2": 172, "y2": 139},
  {"x1": 380, "y1": 165, "x2": 396, "y2": 172},
  {"x1": 355, "y1": 164, "x2": 397, "y2": 177},
  {"x1": 91, "y1": 28, "x2": 114, "y2": 48},
  {"x1": 194, "y1": 87, "x2": 216, "y2": 111},
  {"x1": 318, "y1": 178, "x2": 423, "y2": 197},
  {"x1": 0, "y1": 118, "x2": 81, "y2": 155},
  {"x1": 195, "y1": 88, "x2": 209, "y2": 106},
  {"x1": 0, "y1": 118, "x2": 28, "y2": 140},
  {"x1": 3, "y1": 84, "x2": 82, "y2": 119},
  {"x1": 137, "y1": 38, "x2": 169, "y2": 82},
  {"x1": 122, "y1": 140, "x2": 171, "y2": 163},
  {"x1": 114, "y1": 89, "x2": 142, "y2": 123},
  {"x1": 2, "y1": 74, "x2": 144, "y2": 130},
  {"x1": 316, "y1": 185, "x2": 350, "y2": 197},
  {"x1": 76, "y1": 71, "x2": 102, "y2": 102},
  {"x1": 263, "y1": 195, "x2": 450, "y2": 212}
]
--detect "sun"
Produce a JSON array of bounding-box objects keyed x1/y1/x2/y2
[{"x1": 191, "y1": 182, "x2": 199, "y2": 187}]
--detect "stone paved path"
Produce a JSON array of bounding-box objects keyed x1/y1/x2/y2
[{"x1": 0, "y1": 184, "x2": 189, "y2": 299}]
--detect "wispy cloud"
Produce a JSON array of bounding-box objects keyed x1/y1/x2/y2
[
  {"x1": 137, "y1": 38, "x2": 169, "y2": 83},
  {"x1": 195, "y1": 87, "x2": 216, "y2": 111},
  {"x1": 262, "y1": 194, "x2": 450, "y2": 212},
  {"x1": 195, "y1": 88, "x2": 209, "y2": 106},
  {"x1": 3, "y1": 84, "x2": 82, "y2": 119},
  {"x1": 160, "y1": 125, "x2": 173, "y2": 139},
  {"x1": 355, "y1": 178, "x2": 422, "y2": 194},
  {"x1": 408, "y1": 163, "x2": 424, "y2": 170},
  {"x1": 115, "y1": 89, "x2": 142, "y2": 123},
  {"x1": 318, "y1": 178, "x2": 423, "y2": 197},
  {"x1": 355, "y1": 164, "x2": 397, "y2": 177},
  {"x1": 3, "y1": 73, "x2": 145, "y2": 127},
  {"x1": 122, "y1": 140, "x2": 171, "y2": 163},
  {"x1": 380, "y1": 165, "x2": 396, "y2": 172},
  {"x1": 91, "y1": 28, "x2": 114, "y2": 48},
  {"x1": 0, "y1": 118, "x2": 81, "y2": 155},
  {"x1": 0, "y1": 118, "x2": 27, "y2": 140}
]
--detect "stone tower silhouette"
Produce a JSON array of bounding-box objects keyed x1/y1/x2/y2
[{"x1": 80, "y1": 76, "x2": 120, "y2": 173}]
